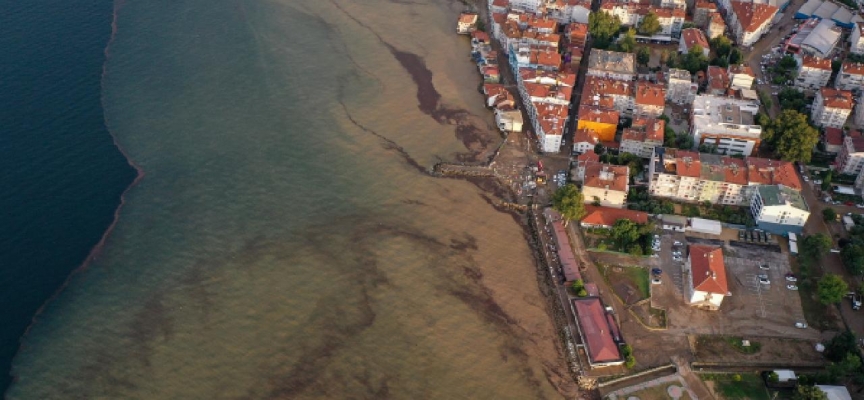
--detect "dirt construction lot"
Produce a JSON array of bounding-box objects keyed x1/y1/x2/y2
[{"x1": 650, "y1": 229, "x2": 821, "y2": 340}]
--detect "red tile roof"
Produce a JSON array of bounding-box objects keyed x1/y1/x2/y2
[
  {"x1": 573, "y1": 298, "x2": 622, "y2": 363},
  {"x1": 574, "y1": 128, "x2": 600, "y2": 145},
  {"x1": 695, "y1": 0, "x2": 717, "y2": 10},
  {"x1": 722, "y1": 157, "x2": 747, "y2": 185},
  {"x1": 707, "y1": 66, "x2": 730, "y2": 91},
  {"x1": 635, "y1": 81, "x2": 666, "y2": 107},
  {"x1": 681, "y1": 28, "x2": 709, "y2": 51},
  {"x1": 801, "y1": 55, "x2": 831, "y2": 70},
  {"x1": 492, "y1": 0, "x2": 509, "y2": 7},
  {"x1": 524, "y1": 82, "x2": 573, "y2": 102},
  {"x1": 676, "y1": 150, "x2": 702, "y2": 178},
  {"x1": 728, "y1": 64, "x2": 754, "y2": 77},
  {"x1": 825, "y1": 127, "x2": 843, "y2": 146},
  {"x1": 458, "y1": 13, "x2": 478, "y2": 25},
  {"x1": 629, "y1": 117, "x2": 665, "y2": 141},
  {"x1": 577, "y1": 149, "x2": 600, "y2": 163},
  {"x1": 689, "y1": 245, "x2": 727, "y2": 295},
  {"x1": 578, "y1": 105, "x2": 620, "y2": 125},
  {"x1": 842, "y1": 62, "x2": 864, "y2": 76},
  {"x1": 583, "y1": 163, "x2": 629, "y2": 192},
  {"x1": 745, "y1": 157, "x2": 801, "y2": 190},
  {"x1": 730, "y1": 1, "x2": 777, "y2": 33},
  {"x1": 581, "y1": 205, "x2": 648, "y2": 227},
  {"x1": 520, "y1": 69, "x2": 577, "y2": 86},
  {"x1": 820, "y1": 88, "x2": 854, "y2": 110}
]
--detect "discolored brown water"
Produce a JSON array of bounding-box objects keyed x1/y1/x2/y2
[{"x1": 8, "y1": 0, "x2": 575, "y2": 398}]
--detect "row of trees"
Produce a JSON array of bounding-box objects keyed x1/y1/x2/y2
[{"x1": 840, "y1": 214, "x2": 864, "y2": 276}]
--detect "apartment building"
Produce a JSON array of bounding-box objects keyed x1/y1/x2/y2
[
  {"x1": 587, "y1": 49, "x2": 636, "y2": 81},
  {"x1": 581, "y1": 76, "x2": 635, "y2": 115},
  {"x1": 728, "y1": 64, "x2": 755, "y2": 90},
  {"x1": 598, "y1": 1, "x2": 685, "y2": 36},
  {"x1": 706, "y1": 66, "x2": 730, "y2": 95},
  {"x1": 679, "y1": 28, "x2": 710, "y2": 56},
  {"x1": 648, "y1": 147, "x2": 801, "y2": 205},
  {"x1": 836, "y1": 132, "x2": 864, "y2": 175},
  {"x1": 857, "y1": 92, "x2": 864, "y2": 127},
  {"x1": 690, "y1": 95, "x2": 762, "y2": 156},
  {"x1": 621, "y1": 117, "x2": 664, "y2": 158},
  {"x1": 573, "y1": 128, "x2": 601, "y2": 154},
  {"x1": 750, "y1": 185, "x2": 810, "y2": 234},
  {"x1": 811, "y1": 87, "x2": 853, "y2": 128},
  {"x1": 533, "y1": 102, "x2": 569, "y2": 152},
  {"x1": 851, "y1": 22, "x2": 864, "y2": 55},
  {"x1": 694, "y1": 0, "x2": 718, "y2": 27},
  {"x1": 835, "y1": 62, "x2": 864, "y2": 91},
  {"x1": 666, "y1": 68, "x2": 697, "y2": 104},
  {"x1": 634, "y1": 81, "x2": 666, "y2": 118},
  {"x1": 795, "y1": 55, "x2": 832, "y2": 90},
  {"x1": 577, "y1": 105, "x2": 620, "y2": 142},
  {"x1": 706, "y1": 12, "x2": 726, "y2": 39},
  {"x1": 728, "y1": 1, "x2": 778, "y2": 46},
  {"x1": 581, "y1": 163, "x2": 630, "y2": 208}
]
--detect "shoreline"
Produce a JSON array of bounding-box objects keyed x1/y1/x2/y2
[{"x1": 9, "y1": 0, "x2": 144, "y2": 385}]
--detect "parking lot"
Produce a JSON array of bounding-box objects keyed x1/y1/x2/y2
[{"x1": 649, "y1": 229, "x2": 818, "y2": 339}]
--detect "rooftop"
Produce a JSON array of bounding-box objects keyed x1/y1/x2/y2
[
  {"x1": 577, "y1": 149, "x2": 600, "y2": 163},
  {"x1": 583, "y1": 163, "x2": 629, "y2": 192},
  {"x1": 654, "y1": 148, "x2": 801, "y2": 189},
  {"x1": 820, "y1": 88, "x2": 854, "y2": 110},
  {"x1": 520, "y1": 68, "x2": 577, "y2": 86},
  {"x1": 800, "y1": 55, "x2": 831, "y2": 70},
  {"x1": 578, "y1": 105, "x2": 620, "y2": 125},
  {"x1": 707, "y1": 66, "x2": 730, "y2": 91},
  {"x1": 623, "y1": 117, "x2": 665, "y2": 142},
  {"x1": 582, "y1": 205, "x2": 648, "y2": 226},
  {"x1": 681, "y1": 28, "x2": 710, "y2": 50},
  {"x1": 841, "y1": 62, "x2": 864, "y2": 76},
  {"x1": 730, "y1": 1, "x2": 778, "y2": 33},
  {"x1": 667, "y1": 68, "x2": 692, "y2": 82},
  {"x1": 574, "y1": 128, "x2": 600, "y2": 145},
  {"x1": 689, "y1": 245, "x2": 728, "y2": 295},
  {"x1": 728, "y1": 64, "x2": 754, "y2": 77},
  {"x1": 757, "y1": 184, "x2": 808, "y2": 211},
  {"x1": 587, "y1": 49, "x2": 636, "y2": 75},
  {"x1": 458, "y1": 13, "x2": 478, "y2": 24},
  {"x1": 825, "y1": 127, "x2": 843, "y2": 146},
  {"x1": 573, "y1": 298, "x2": 622, "y2": 364},
  {"x1": 581, "y1": 76, "x2": 634, "y2": 105},
  {"x1": 635, "y1": 81, "x2": 666, "y2": 107}
]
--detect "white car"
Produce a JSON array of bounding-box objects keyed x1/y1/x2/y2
[
  {"x1": 857, "y1": 204, "x2": 864, "y2": 209},
  {"x1": 787, "y1": 285, "x2": 798, "y2": 291},
  {"x1": 673, "y1": 241, "x2": 682, "y2": 246},
  {"x1": 803, "y1": 176, "x2": 809, "y2": 182},
  {"x1": 652, "y1": 278, "x2": 662, "y2": 285},
  {"x1": 758, "y1": 275, "x2": 770, "y2": 285},
  {"x1": 814, "y1": 179, "x2": 822, "y2": 184},
  {"x1": 795, "y1": 322, "x2": 808, "y2": 329}
]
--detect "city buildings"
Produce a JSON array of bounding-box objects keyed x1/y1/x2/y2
[
  {"x1": 573, "y1": 128, "x2": 601, "y2": 154},
  {"x1": 727, "y1": 1, "x2": 778, "y2": 46},
  {"x1": 581, "y1": 76, "x2": 635, "y2": 115},
  {"x1": 834, "y1": 62, "x2": 864, "y2": 91},
  {"x1": 836, "y1": 132, "x2": 864, "y2": 175},
  {"x1": 634, "y1": 81, "x2": 666, "y2": 118},
  {"x1": 693, "y1": 0, "x2": 718, "y2": 27},
  {"x1": 795, "y1": 55, "x2": 832, "y2": 90},
  {"x1": 685, "y1": 245, "x2": 728, "y2": 310},
  {"x1": 690, "y1": 95, "x2": 762, "y2": 156},
  {"x1": 706, "y1": 13, "x2": 727, "y2": 39},
  {"x1": 665, "y1": 69, "x2": 697, "y2": 105},
  {"x1": 533, "y1": 102, "x2": 570, "y2": 152},
  {"x1": 679, "y1": 28, "x2": 710, "y2": 56},
  {"x1": 851, "y1": 22, "x2": 864, "y2": 55},
  {"x1": 580, "y1": 206, "x2": 648, "y2": 229},
  {"x1": 728, "y1": 64, "x2": 755, "y2": 90},
  {"x1": 620, "y1": 117, "x2": 665, "y2": 158},
  {"x1": 648, "y1": 147, "x2": 801, "y2": 205},
  {"x1": 824, "y1": 127, "x2": 844, "y2": 154},
  {"x1": 707, "y1": 66, "x2": 730, "y2": 95},
  {"x1": 457, "y1": 13, "x2": 479, "y2": 34},
  {"x1": 750, "y1": 184, "x2": 810, "y2": 234},
  {"x1": 784, "y1": 18, "x2": 841, "y2": 58},
  {"x1": 577, "y1": 105, "x2": 619, "y2": 142},
  {"x1": 811, "y1": 87, "x2": 853, "y2": 128},
  {"x1": 857, "y1": 93, "x2": 864, "y2": 126}
]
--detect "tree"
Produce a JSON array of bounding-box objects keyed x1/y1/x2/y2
[
  {"x1": 636, "y1": 46, "x2": 651, "y2": 66},
  {"x1": 637, "y1": 12, "x2": 662, "y2": 36},
  {"x1": 611, "y1": 219, "x2": 641, "y2": 249},
  {"x1": 729, "y1": 48, "x2": 743, "y2": 64},
  {"x1": 825, "y1": 331, "x2": 858, "y2": 362},
  {"x1": 681, "y1": 45, "x2": 708, "y2": 74},
  {"x1": 841, "y1": 244, "x2": 864, "y2": 276},
  {"x1": 818, "y1": 274, "x2": 849, "y2": 305},
  {"x1": 794, "y1": 385, "x2": 829, "y2": 400},
  {"x1": 710, "y1": 36, "x2": 732, "y2": 59},
  {"x1": 594, "y1": 143, "x2": 605, "y2": 155},
  {"x1": 761, "y1": 110, "x2": 820, "y2": 163},
  {"x1": 823, "y1": 208, "x2": 837, "y2": 222},
  {"x1": 664, "y1": 127, "x2": 677, "y2": 147},
  {"x1": 617, "y1": 28, "x2": 637, "y2": 53},
  {"x1": 589, "y1": 12, "x2": 622, "y2": 49},
  {"x1": 822, "y1": 170, "x2": 833, "y2": 192},
  {"x1": 552, "y1": 184, "x2": 586, "y2": 226},
  {"x1": 801, "y1": 233, "x2": 832, "y2": 265}
]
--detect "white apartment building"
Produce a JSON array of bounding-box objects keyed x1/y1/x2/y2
[
  {"x1": 836, "y1": 133, "x2": 864, "y2": 175},
  {"x1": 728, "y1": 64, "x2": 755, "y2": 90},
  {"x1": 795, "y1": 55, "x2": 832, "y2": 90},
  {"x1": 598, "y1": 2, "x2": 685, "y2": 36},
  {"x1": 750, "y1": 185, "x2": 810, "y2": 234},
  {"x1": 634, "y1": 81, "x2": 666, "y2": 118},
  {"x1": 648, "y1": 147, "x2": 802, "y2": 205},
  {"x1": 690, "y1": 95, "x2": 762, "y2": 156},
  {"x1": 581, "y1": 76, "x2": 635, "y2": 115},
  {"x1": 533, "y1": 101, "x2": 569, "y2": 153},
  {"x1": 835, "y1": 62, "x2": 864, "y2": 92},
  {"x1": 620, "y1": 117, "x2": 664, "y2": 158},
  {"x1": 586, "y1": 49, "x2": 636, "y2": 81},
  {"x1": 510, "y1": 0, "x2": 543, "y2": 13},
  {"x1": 728, "y1": 1, "x2": 777, "y2": 46},
  {"x1": 666, "y1": 68, "x2": 697, "y2": 105},
  {"x1": 679, "y1": 28, "x2": 710, "y2": 56},
  {"x1": 706, "y1": 12, "x2": 726, "y2": 39},
  {"x1": 572, "y1": 128, "x2": 600, "y2": 154},
  {"x1": 851, "y1": 22, "x2": 864, "y2": 55},
  {"x1": 811, "y1": 88, "x2": 853, "y2": 129}
]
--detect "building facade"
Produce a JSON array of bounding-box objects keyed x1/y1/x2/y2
[
  {"x1": 795, "y1": 55, "x2": 832, "y2": 90},
  {"x1": 835, "y1": 62, "x2": 864, "y2": 91},
  {"x1": 620, "y1": 117, "x2": 664, "y2": 158},
  {"x1": 690, "y1": 95, "x2": 762, "y2": 156},
  {"x1": 728, "y1": 1, "x2": 777, "y2": 46},
  {"x1": 750, "y1": 185, "x2": 810, "y2": 234},
  {"x1": 666, "y1": 68, "x2": 697, "y2": 104},
  {"x1": 581, "y1": 163, "x2": 630, "y2": 208},
  {"x1": 851, "y1": 22, "x2": 864, "y2": 55},
  {"x1": 634, "y1": 81, "x2": 666, "y2": 118},
  {"x1": 811, "y1": 88, "x2": 853, "y2": 128}
]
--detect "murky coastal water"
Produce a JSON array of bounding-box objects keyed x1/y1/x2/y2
[{"x1": 8, "y1": 0, "x2": 573, "y2": 398}]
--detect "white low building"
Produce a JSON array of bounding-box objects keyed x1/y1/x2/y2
[
  {"x1": 666, "y1": 69, "x2": 697, "y2": 105},
  {"x1": 691, "y1": 95, "x2": 762, "y2": 156},
  {"x1": 750, "y1": 184, "x2": 810, "y2": 234},
  {"x1": 728, "y1": 1, "x2": 778, "y2": 46},
  {"x1": 795, "y1": 55, "x2": 832, "y2": 90},
  {"x1": 685, "y1": 245, "x2": 728, "y2": 310}
]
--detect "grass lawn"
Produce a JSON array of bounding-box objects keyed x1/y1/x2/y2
[
  {"x1": 598, "y1": 264, "x2": 650, "y2": 300},
  {"x1": 797, "y1": 278, "x2": 842, "y2": 331},
  {"x1": 701, "y1": 373, "x2": 769, "y2": 400},
  {"x1": 725, "y1": 336, "x2": 761, "y2": 354}
]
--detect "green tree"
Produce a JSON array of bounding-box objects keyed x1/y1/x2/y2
[
  {"x1": 676, "y1": 134, "x2": 694, "y2": 150},
  {"x1": 636, "y1": 46, "x2": 651, "y2": 66},
  {"x1": 761, "y1": 110, "x2": 820, "y2": 163},
  {"x1": 594, "y1": 143, "x2": 605, "y2": 155},
  {"x1": 552, "y1": 184, "x2": 586, "y2": 226},
  {"x1": 681, "y1": 45, "x2": 708, "y2": 74},
  {"x1": 794, "y1": 385, "x2": 829, "y2": 400},
  {"x1": 841, "y1": 244, "x2": 864, "y2": 276},
  {"x1": 818, "y1": 274, "x2": 849, "y2": 305},
  {"x1": 825, "y1": 331, "x2": 857, "y2": 362},
  {"x1": 801, "y1": 233, "x2": 832, "y2": 265},
  {"x1": 617, "y1": 28, "x2": 637, "y2": 53},
  {"x1": 828, "y1": 352, "x2": 862, "y2": 380},
  {"x1": 778, "y1": 88, "x2": 809, "y2": 113},
  {"x1": 589, "y1": 12, "x2": 622, "y2": 49},
  {"x1": 823, "y1": 208, "x2": 837, "y2": 222},
  {"x1": 611, "y1": 219, "x2": 641, "y2": 249},
  {"x1": 729, "y1": 48, "x2": 743, "y2": 64},
  {"x1": 710, "y1": 36, "x2": 732, "y2": 58},
  {"x1": 821, "y1": 170, "x2": 833, "y2": 192},
  {"x1": 664, "y1": 127, "x2": 677, "y2": 147},
  {"x1": 637, "y1": 12, "x2": 662, "y2": 36}
]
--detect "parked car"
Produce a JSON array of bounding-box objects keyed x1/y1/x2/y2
[
  {"x1": 786, "y1": 273, "x2": 797, "y2": 282},
  {"x1": 856, "y1": 204, "x2": 864, "y2": 209},
  {"x1": 652, "y1": 278, "x2": 662, "y2": 285},
  {"x1": 795, "y1": 322, "x2": 808, "y2": 329},
  {"x1": 673, "y1": 240, "x2": 682, "y2": 246},
  {"x1": 787, "y1": 285, "x2": 798, "y2": 291},
  {"x1": 651, "y1": 268, "x2": 662, "y2": 276},
  {"x1": 759, "y1": 264, "x2": 770, "y2": 270},
  {"x1": 853, "y1": 294, "x2": 862, "y2": 310},
  {"x1": 758, "y1": 275, "x2": 770, "y2": 285}
]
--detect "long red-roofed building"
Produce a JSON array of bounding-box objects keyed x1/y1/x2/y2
[{"x1": 572, "y1": 298, "x2": 624, "y2": 366}]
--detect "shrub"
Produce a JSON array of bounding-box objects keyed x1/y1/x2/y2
[{"x1": 624, "y1": 355, "x2": 636, "y2": 368}]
